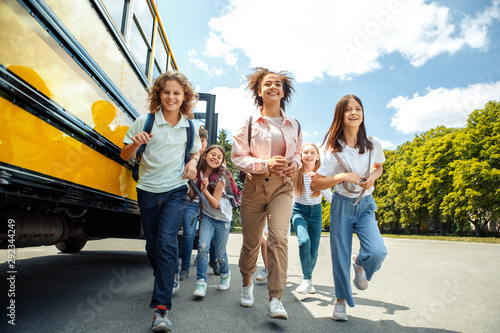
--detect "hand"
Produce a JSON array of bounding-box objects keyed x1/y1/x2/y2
[
  {"x1": 268, "y1": 156, "x2": 288, "y2": 174},
  {"x1": 182, "y1": 159, "x2": 197, "y2": 179},
  {"x1": 131, "y1": 131, "x2": 153, "y2": 146},
  {"x1": 200, "y1": 178, "x2": 209, "y2": 191},
  {"x1": 342, "y1": 172, "x2": 361, "y2": 185},
  {"x1": 305, "y1": 171, "x2": 316, "y2": 178},
  {"x1": 283, "y1": 160, "x2": 298, "y2": 177},
  {"x1": 359, "y1": 176, "x2": 375, "y2": 190}
]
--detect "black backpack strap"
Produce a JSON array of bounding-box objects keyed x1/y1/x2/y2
[
  {"x1": 135, "y1": 113, "x2": 154, "y2": 160},
  {"x1": 132, "y1": 113, "x2": 154, "y2": 182},
  {"x1": 184, "y1": 119, "x2": 195, "y2": 165},
  {"x1": 247, "y1": 116, "x2": 253, "y2": 147}
]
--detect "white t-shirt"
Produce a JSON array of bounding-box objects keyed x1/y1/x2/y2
[{"x1": 316, "y1": 137, "x2": 385, "y2": 198}]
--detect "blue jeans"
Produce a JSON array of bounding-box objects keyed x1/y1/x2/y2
[
  {"x1": 196, "y1": 214, "x2": 230, "y2": 281},
  {"x1": 180, "y1": 201, "x2": 217, "y2": 271},
  {"x1": 330, "y1": 192, "x2": 387, "y2": 307},
  {"x1": 137, "y1": 186, "x2": 187, "y2": 310},
  {"x1": 292, "y1": 202, "x2": 323, "y2": 280}
]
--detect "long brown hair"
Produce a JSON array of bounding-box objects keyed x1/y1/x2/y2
[
  {"x1": 246, "y1": 67, "x2": 295, "y2": 111},
  {"x1": 294, "y1": 143, "x2": 322, "y2": 198},
  {"x1": 321, "y1": 94, "x2": 373, "y2": 153},
  {"x1": 198, "y1": 145, "x2": 227, "y2": 182},
  {"x1": 147, "y1": 71, "x2": 198, "y2": 117}
]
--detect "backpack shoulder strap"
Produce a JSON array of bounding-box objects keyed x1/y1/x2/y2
[
  {"x1": 332, "y1": 151, "x2": 351, "y2": 172},
  {"x1": 135, "y1": 113, "x2": 154, "y2": 161},
  {"x1": 295, "y1": 118, "x2": 301, "y2": 137},
  {"x1": 247, "y1": 116, "x2": 253, "y2": 147},
  {"x1": 184, "y1": 119, "x2": 195, "y2": 165},
  {"x1": 144, "y1": 112, "x2": 154, "y2": 133}
]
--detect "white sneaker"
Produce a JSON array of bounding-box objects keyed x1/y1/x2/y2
[
  {"x1": 172, "y1": 274, "x2": 180, "y2": 295},
  {"x1": 295, "y1": 279, "x2": 316, "y2": 294},
  {"x1": 151, "y1": 305, "x2": 172, "y2": 332},
  {"x1": 256, "y1": 269, "x2": 268, "y2": 281},
  {"x1": 240, "y1": 283, "x2": 254, "y2": 307},
  {"x1": 332, "y1": 299, "x2": 348, "y2": 321},
  {"x1": 218, "y1": 271, "x2": 231, "y2": 291},
  {"x1": 193, "y1": 279, "x2": 207, "y2": 298},
  {"x1": 352, "y1": 254, "x2": 368, "y2": 290},
  {"x1": 267, "y1": 298, "x2": 288, "y2": 320}
]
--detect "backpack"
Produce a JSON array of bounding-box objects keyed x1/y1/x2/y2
[
  {"x1": 196, "y1": 168, "x2": 242, "y2": 208},
  {"x1": 132, "y1": 113, "x2": 194, "y2": 182},
  {"x1": 238, "y1": 116, "x2": 301, "y2": 183}
]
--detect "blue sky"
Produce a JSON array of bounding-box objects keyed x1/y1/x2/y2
[{"x1": 158, "y1": 0, "x2": 500, "y2": 150}]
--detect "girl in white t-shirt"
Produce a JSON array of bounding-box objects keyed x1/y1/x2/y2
[
  {"x1": 311, "y1": 94, "x2": 387, "y2": 322},
  {"x1": 190, "y1": 145, "x2": 232, "y2": 299}
]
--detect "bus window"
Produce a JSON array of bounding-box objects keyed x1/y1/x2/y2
[
  {"x1": 154, "y1": 28, "x2": 168, "y2": 73},
  {"x1": 130, "y1": 15, "x2": 150, "y2": 78},
  {"x1": 100, "y1": 0, "x2": 125, "y2": 34},
  {"x1": 133, "y1": 0, "x2": 154, "y2": 44}
]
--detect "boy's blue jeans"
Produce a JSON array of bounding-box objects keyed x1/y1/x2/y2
[
  {"x1": 330, "y1": 192, "x2": 387, "y2": 307},
  {"x1": 180, "y1": 201, "x2": 216, "y2": 271},
  {"x1": 137, "y1": 186, "x2": 187, "y2": 310},
  {"x1": 196, "y1": 214, "x2": 230, "y2": 281},
  {"x1": 292, "y1": 202, "x2": 323, "y2": 280}
]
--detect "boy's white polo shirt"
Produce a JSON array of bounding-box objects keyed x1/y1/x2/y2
[{"x1": 124, "y1": 111, "x2": 201, "y2": 193}]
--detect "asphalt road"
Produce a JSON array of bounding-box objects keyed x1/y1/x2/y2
[{"x1": 1, "y1": 234, "x2": 499, "y2": 332}]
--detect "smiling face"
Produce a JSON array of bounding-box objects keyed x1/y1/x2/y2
[
  {"x1": 301, "y1": 144, "x2": 320, "y2": 166},
  {"x1": 258, "y1": 73, "x2": 284, "y2": 105},
  {"x1": 343, "y1": 97, "x2": 363, "y2": 129},
  {"x1": 160, "y1": 79, "x2": 185, "y2": 114},
  {"x1": 204, "y1": 147, "x2": 224, "y2": 170}
]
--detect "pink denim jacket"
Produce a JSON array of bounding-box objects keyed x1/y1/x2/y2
[{"x1": 231, "y1": 108, "x2": 303, "y2": 174}]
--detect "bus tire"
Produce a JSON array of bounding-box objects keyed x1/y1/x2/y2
[{"x1": 55, "y1": 238, "x2": 88, "y2": 253}]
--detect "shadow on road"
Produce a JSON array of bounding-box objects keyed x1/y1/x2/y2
[{"x1": 2, "y1": 249, "x2": 461, "y2": 333}]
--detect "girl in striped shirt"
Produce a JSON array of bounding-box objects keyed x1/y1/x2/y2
[{"x1": 292, "y1": 143, "x2": 332, "y2": 295}]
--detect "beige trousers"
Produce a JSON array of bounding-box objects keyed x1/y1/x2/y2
[{"x1": 238, "y1": 173, "x2": 294, "y2": 299}]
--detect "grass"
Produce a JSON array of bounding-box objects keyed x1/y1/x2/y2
[
  {"x1": 231, "y1": 226, "x2": 500, "y2": 244},
  {"x1": 380, "y1": 234, "x2": 500, "y2": 244}
]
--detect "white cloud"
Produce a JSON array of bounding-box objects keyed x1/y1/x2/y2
[
  {"x1": 388, "y1": 81, "x2": 500, "y2": 134},
  {"x1": 380, "y1": 140, "x2": 395, "y2": 150},
  {"x1": 188, "y1": 49, "x2": 224, "y2": 76},
  {"x1": 208, "y1": 84, "x2": 255, "y2": 135},
  {"x1": 205, "y1": 0, "x2": 500, "y2": 82}
]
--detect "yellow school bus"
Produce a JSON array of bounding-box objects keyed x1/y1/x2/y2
[{"x1": 0, "y1": 0, "x2": 179, "y2": 251}]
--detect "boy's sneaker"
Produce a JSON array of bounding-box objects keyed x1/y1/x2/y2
[
  {"x1": 240, "y1": 283, "x2": 254, "y2": 307},
  {"x1": 352, "y1": 254, "x2": 368, "y2": 290},
  {"x1": 332, "y1": 299, "x2": 348, "y2": 321},
  {"x1": 218, "y1": 271, "x2": 231, "y2": 291},
  {"x1": 193, "y1": 279, "x2": 207, "y2": 298},
  {"x1": 179, "y1": 267, "x2": 189, "y2": 281},
  {"x1": 256, "y1": 268, "x2": 268, "y2": 281},
  {"x1": 295, "y1": 279, "x2": 316, "y2": 294},
  {"x1": 209, "y1": 261, "x2": 221, "y2": 275},
  {"x1": 172, "y1": 274, "x2": 180, "y2": 295},
  {"x1": 267, "y1": 298, "x2": 288, "y2": 320},
  {"x1": 151, "y1": 305, "x2": 172, "y2": 332}
]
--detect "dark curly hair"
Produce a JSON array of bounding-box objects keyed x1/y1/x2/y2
[
  {"x1": 246, "y1": 67, "x2": 295, "y2": 111},
  {"x1": 147, "y1": 71, "x2": 198, "y2": 118}
]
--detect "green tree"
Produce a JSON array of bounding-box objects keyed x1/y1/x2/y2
[
  {"x1": 217, "y1": 129, "x2": 242, "y2": 226},
  {"x1": 321, "y1": 197, "x2": 331, "y2": 231},
  {"x1": 441, "y1": 101, "x2": 500, "y2": 236}
]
